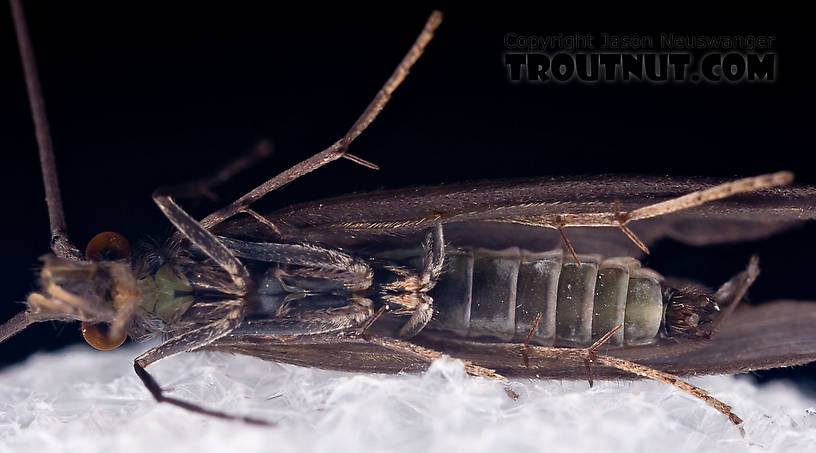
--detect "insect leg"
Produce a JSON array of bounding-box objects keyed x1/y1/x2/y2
[
  {"x1": 132, "y1": 299, "x2": 274, "y2": 424},
  {"x1": 710, "y1": 256, "x2": 760, "y2": 331},
  {"x1": 520, "y1": 344, "x2": 743, "y2": 427},
  {"x1": 357, "y1": 305, "x2": 388, "y2": 335},
  {"x1": 365, "y1": 334, "x2": 508, "y2": 381},
  {"x1": 614, "y1": 199, "x2": 650, "y2": 254},
  {"x1": 216, "y1": 236, "x2": 372, "y2": 290},
  {"x1": 521, "y1": 312, "x2": 543, "y2": 367},
  {"x1": 158, "y1": 141, "x2": 286, "y2": 237},
  {"x1": 557, "y1": 225, "x2": 581, "y2": 264},
  {"x1": 397, "y1": 224, "x2": 445, "y2": 338},
  {"x1": 582, "y1": 325, "x2": 622, "y2": 388},
  {"x1": 162, "y1": 140, "x2": 274, "y2": 203},
  {"x1": 420, "y1": 224, "x2": 445, "y2": 289},
  {"x1": 488, "y1": 171, "x2": 793, "y2": 254},
  {"x1": 10, "y1": 0, "x2": 80, "y2": 260},
  {"x1": 197, "y1": 11, "x2": 443, "y2": 231},
  {"x1": 594, "y1": 354, "x2": 744, "y2": 429},
  {"x1": 153, "y1": 193, "x2": 249, "y2": 294},
  {"x1": 625, "y1": 172, "x2": 793, "y2": 222},
  {"x1": 271, "y1": 296, "x2": 375, "y2": 335}
]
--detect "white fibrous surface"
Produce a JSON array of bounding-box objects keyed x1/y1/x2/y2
[{"x1": 1, "y1": 342, "x2": 815, "y2": 453}]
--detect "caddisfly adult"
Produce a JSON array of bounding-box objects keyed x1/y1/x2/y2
[{"x1": 3, "y1": 4, "x2": 816, "y2": 431}]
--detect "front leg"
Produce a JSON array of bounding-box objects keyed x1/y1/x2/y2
[
  {"x1": 153, "y1": 191, "x2": 249, "y2": 295},
  {"x1": 132, "y1": 299, "x2": 275, "y2": 424}
]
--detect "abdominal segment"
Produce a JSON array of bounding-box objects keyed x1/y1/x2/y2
[{"x1": 427, "y1": 247, "x2": 664, "y2": 347}]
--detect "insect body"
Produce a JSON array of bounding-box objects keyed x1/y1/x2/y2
[
  {"x1": 28, "y1": 224, "x2": 733, "y2": 360},
  {"x1": 4, "y1": 4, "x2": 816, "y2": 431}
]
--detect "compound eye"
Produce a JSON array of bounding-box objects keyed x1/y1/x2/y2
[
  {"x1": 85, "y1": 232, "x2": 131, "y2": 262},
  {"x1": 81, "y1": 322, "x2": 127, "y2": 350}
]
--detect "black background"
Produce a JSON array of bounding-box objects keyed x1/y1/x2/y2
[{"x1": 1, "y1": 4, "x2": 813, "y2": 386}]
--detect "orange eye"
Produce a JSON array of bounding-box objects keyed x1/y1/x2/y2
[
  {"x1": 85, "y1": 232, "x2": 131, "y2": 262},
  {"x1": 81, "y1": 322, "x2": 127, "y2": 350}
]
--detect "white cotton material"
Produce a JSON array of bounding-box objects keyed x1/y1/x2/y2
[{"x1": 1, "y1": 342, "x2": 814, "y2": 453}]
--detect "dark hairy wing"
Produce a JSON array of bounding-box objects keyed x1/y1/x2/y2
[
  {"x1": 418, "y1": 300, "x2": 816, "y2": 378},
  {"x1": 215, "y1": 176, "x2": 816, "y2": 256},
  {"x1": 209, "y1": 175, "x2": 816, "y2": 379},
  {"x1": 208, "y1": 301, "x2": 816, "y2": 379}
]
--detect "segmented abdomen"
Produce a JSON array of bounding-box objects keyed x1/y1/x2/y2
[{"x1": 428, "y1": 248, "x2": 664, "y2": 346}]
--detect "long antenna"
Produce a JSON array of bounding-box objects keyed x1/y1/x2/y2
[{"x1": 9, "y1": 0, "x2": 81, "y2": 260}]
